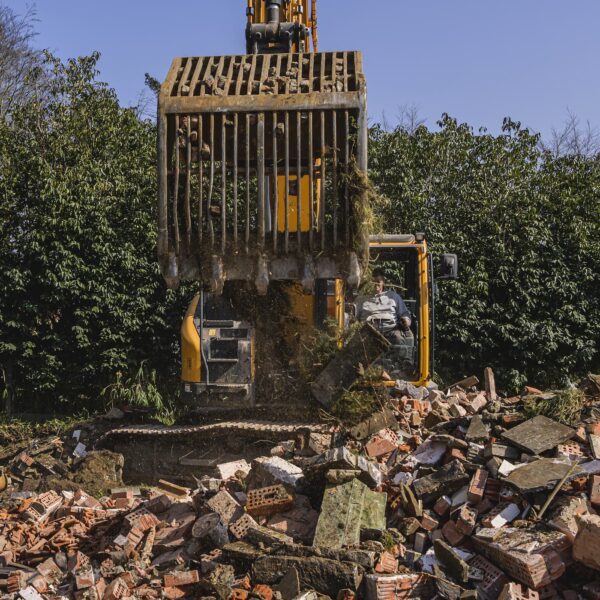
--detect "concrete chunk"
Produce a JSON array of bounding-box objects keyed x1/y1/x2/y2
[
  {"x1": 413, "y1": 460, "x2": 470, "y2": 502},
  {"x1": 501, "y1": 416, "x2": 575, "y2": 455}
]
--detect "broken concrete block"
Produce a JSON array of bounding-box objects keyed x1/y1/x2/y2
[
  {"x1": 573, "y1": 514, "x2": 600, "y2": 570},
  {"x1": 192, "y1": 513, "x2": 230, "y2": 547},
  {"x1": 266, "y1": 496, "x2": 319, "y2": 545},
  {"x1": 253, "y1": 456, "x2": 304, "y2": 489},
  {"x1": 548, "y1": 496, "x2": 591, "y2": 541},
  {"x1": 313, "y1": 478, "x2": 385, "y2": 549},
  {"x1": 217, "y1": 459, "x2": 251, "y2": 480},
  {"x1": 273, "y1": 566, "x2": 301, "y2": 600},
  {"x1": 411, "y1": 439, "x2": 447, "y2": 466},
  {"x1": 501, "y1": 416, "x2": 575, "y2": 455},
  {"x1": 412, "y1": 460, "x2": 470, "y2": 502},
  {"x1": 252, "y1": 555, "x2": 363, "y2": 597},
  {"x1": 246, "y1": 524, "x2": 294, "y2": 546},
  {"x1": 206, "y1": 490, "x2": 244, "y2": 525},
  {"x1": 466, "y1": 415, "x2": 489, "y2": 442},
  {"x1": 349, "y1": 408, "x2": 398, "y2": 441}
]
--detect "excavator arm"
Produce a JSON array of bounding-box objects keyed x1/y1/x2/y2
[{"x1": 246, "y1": 0, "x2": 316, "y2": 54}]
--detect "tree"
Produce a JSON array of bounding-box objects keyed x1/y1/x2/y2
[
  {"x1": 0, "y1": 52, "x2": 189, "y2": 413},
  {"x1": 0, "y1": 4, "x2": 48, "y2": 117},
  {"x1": 369, "y1": 116, "x2": 600, "y2": 391}
]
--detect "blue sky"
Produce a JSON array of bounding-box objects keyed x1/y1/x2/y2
[{"x1": 4, "y1": 0, "x2": 599, "y2": 137}]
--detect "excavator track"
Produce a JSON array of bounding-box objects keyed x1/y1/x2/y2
[{"x1": 98, "y1": 419, "x2": 329, "y2": 486}]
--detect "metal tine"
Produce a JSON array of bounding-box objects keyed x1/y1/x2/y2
[
  {"x1": 208, "y1": 113, "x2": 215, "y2": 246},
  {"x1": 296, "y1": 111, "x2": 302, "y2": 251},
  {"x1": 320, "y1": 110, "x2": 326, "y2": 251},
  {"x1": 284, "y1": 111, "x2": 290, "y2": 253},
  {"x1": 221, "y1": 113, "x2": 227, "y2": 254},
  {"x1": 344, "y1": 109, "x2": 350, "y2": 246},
  {"x1": 172, "y1": 116, "x2": 180, "y2": 256},
  {"x1": 177, "y1": 57, "x2": 193, "y2": 96},
  {"x1": 245, "y1": 113, "x2": 251, "y2": 253},
  {"x1": 308, "y1": 111, "x2": 314, "y2": 250},
  {"x1": 233, "y1": 113, "x2": 238, "y2": 248},
  {"x1": 272, "y1": 112, "x2": 279, "y2": 253},
  {"x1": 332, "y1": 110, "x2": 338, "y2": 247},
  {"x1": 185, "y1": 116, "x2": 192, "y2": 249},
  {"x1": 198, "y1": 114, "x2": 203, "y2": 245},
  {"x1": 189, "y1": 57, "x2": 204, "y2": 96},
  {"x1": 257, "y1": 113, "x2": 266, "y2": 248}
]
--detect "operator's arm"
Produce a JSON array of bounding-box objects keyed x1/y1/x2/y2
[{"x1": 391, "y1": 292, "x2": 411, "y2": 325}]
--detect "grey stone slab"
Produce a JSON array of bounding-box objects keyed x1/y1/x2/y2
[
  {"x1": 505, "y1": 458, "x2": 573, "y2": 493},
  {"x1": 465, "y1": 415, "x2": 489, "y2": 443},
  {"x1": 501, "y1": 415, "x2": 574, "y2": 455}
]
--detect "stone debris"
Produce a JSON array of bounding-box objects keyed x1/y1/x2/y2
[{"x1": 1, "y1": 369, "x2": 600, "y2": 598}]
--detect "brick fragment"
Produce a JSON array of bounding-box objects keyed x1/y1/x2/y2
[
  {"x1": 590, "y1": 475, "x2": 600, "y2": 507},
  {"x1": 468, "y1": 468, "x2": 488, "y2": 504},
  {"x1": 163, "y1": 570, "x2": 200, "y2": 587},
  {"x1": 245, "y1": 485, "x2": 294, "y2": 517},
  {"x1": 420, "y1": 511, "x2": 439, "y2": 532},
  {"x1": 573, "y1": 514, "x2": 600, "y2": 570},
  {"x1": 498, "y1": 582, "x2": 540, "y2": 600},
  {"x1": 456, "y1": 504, "x2": 478, "y2": 536},
  {"x1": 441, "y1": 520, "x2": 465, "y2": 546},
  {"x1": 206, "y1": 490, "x2": 243, "y2": 525},
  {"x1": 433, "y1": 495, "x2": 452, "y2": 516},
  {"x1": 252, "y1": 584, "x2": 273, "y2": 600},
  {"x1": 103, "y1": 576, "x2": 129, "y2": 600},
  {"x1": 374, "y1": 551, "x2": 399, "y2": 574},
  {"x1": 469, "y1": 554, "x2": 509, "y2": 600}
]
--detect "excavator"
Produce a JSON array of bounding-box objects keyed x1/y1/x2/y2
[{"x1": 101, "y1": 0, "x2": 458, "y2": 484}]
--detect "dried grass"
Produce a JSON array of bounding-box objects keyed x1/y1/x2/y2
[{"x1": 523, "y1": 388, "x2": 586, "y2": 426}]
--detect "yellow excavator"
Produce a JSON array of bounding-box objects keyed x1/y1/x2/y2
[
  {"x1": 157, "y1": 0, "x2": 458, "y2": 409},
  {"x1": 102, "y1": 0, "x2": 457, "y2": 484}
]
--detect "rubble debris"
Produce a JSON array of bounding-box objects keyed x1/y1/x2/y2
[{"x1": 1, "y1": 373, "x2": 600, "y2": 598}]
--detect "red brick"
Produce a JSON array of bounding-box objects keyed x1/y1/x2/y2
[
  {"x1": 420, "y1": 512, "x2": 439, "y2": 532},
  {"x1": 433, "y1": 495, "x2": 452, "y2": 516},
  {"x1": 468, "y1": 468, "x2": 489, "y2": 504},
  {"x1": 230, "y1": 591, "x2": 249, "y2": 600},
  {"x1": 103, "y1": 576, "x2": 129, "y2": 600},
  {"x1": 456, "y1": 504, "x2": 478, "y2": 536},
  {"x1": 374, "y1": 551, "x2": 399, "y2": 574},
  {"x1": 163, "y1": 586, "x2": 187, "y2": 600},
  {"x1": 163, "y1": 571, "x2": 200, "y2": 587},
  {"x1": 245, "y1": 485, "x2": 294, "y2": 517},
  {"x1": 441, "y1": 520, "x2": 465, "y2": 546}
]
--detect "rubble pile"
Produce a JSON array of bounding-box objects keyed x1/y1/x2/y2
[{"x1": 1, "y1": 372, "x2": 600, "y2": 599}]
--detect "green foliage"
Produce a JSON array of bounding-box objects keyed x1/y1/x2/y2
[
  {"x1": 0, "y1": 52, "x2": 190, "y2": 411},
  {"x1": 101, "y1": 361, "x2": 167, "y2": 413},
  {"x1": 369, "y1": 116, "x2": 600, "y2": 391},
  {"x1": 523, "y1": 388, "x2": 586, "y2": 426}
]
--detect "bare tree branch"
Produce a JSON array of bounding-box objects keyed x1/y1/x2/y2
[{"x1": 540, "y1": 109, "x2": 600, "y2": 158}]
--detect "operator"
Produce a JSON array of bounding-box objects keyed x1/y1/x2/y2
[{"x1": 357, "y1": 268, "x2": 414, "y2": 346}]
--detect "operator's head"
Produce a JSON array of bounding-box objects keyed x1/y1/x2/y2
[{"x1": 372, "y1": 268, "x2": 386, "y2": 293}]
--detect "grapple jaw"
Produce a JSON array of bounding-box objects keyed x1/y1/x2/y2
[{"x1": 158, "y1": 51, "x2": 368, "y2": 293}]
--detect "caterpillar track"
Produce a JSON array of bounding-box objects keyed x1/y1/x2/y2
[{"x1": 98, "y1": 419, "x2": 329, "y2": 486}]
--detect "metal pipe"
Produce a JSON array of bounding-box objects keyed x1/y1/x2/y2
[{"x1": 266, "y1": 0, "x2": 282, "y2": 25}]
